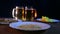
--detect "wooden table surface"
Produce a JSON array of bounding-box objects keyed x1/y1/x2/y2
[
  {"x1": 0, "y1": 24, "x2": 46, "y2": 34},
  {"x1": 0, "y1": 18, "x2": 60, "y2": 34}
]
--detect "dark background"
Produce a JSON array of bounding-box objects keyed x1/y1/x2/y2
[{"x1": 0, "y1": 0, "x2": 60, "y2": 19}]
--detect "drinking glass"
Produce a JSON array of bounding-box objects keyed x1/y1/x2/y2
[
  {"x1": 24, "y1": 6, "x2": 37, "y2": 21},
  {"x1": 12, "y1": 6, "x2": 24, "y2": 20},
  {"x1": 12, "y1": 6, "x2": 37, "y2": 21}
]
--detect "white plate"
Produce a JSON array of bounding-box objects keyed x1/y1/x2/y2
[
  {"x1": 36, "y1": 18, "x2": 60, "y2": 22},
  {"x1": 0, "y1": 19, "x2": 22, "y2": 24},
  {"x1": 9, "y1": 22, "x2": 51, "y2": 31}
]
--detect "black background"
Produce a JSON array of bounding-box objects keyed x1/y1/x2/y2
[{"x1": 0, "y1": 0, "x2": 60, "y2": 19}]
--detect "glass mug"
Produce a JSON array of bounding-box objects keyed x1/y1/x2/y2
[{"x1": 12, "y1": 6, "x2": 37, "y2": 21}]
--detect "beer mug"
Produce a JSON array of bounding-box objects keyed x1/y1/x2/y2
[
  {"x1": 24, "y1": 6, "x2": 37, "y2": 21},
  {"x1": 12, "y1": 6, "x2": 37, "y2": 21},
  {"x1": 12, "y1": 6, "x2": 24, "y2": 20}
]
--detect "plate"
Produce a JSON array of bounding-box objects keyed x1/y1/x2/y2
[
  {"x1": 9, "y1": 22, "x2": 51, "y2": 31},
  {"x1": 0, "y1": 18, "x2": 22, "y2": 24},
  {"x1": 36, "y1": 18, "x2": 60, "y2": 22}
]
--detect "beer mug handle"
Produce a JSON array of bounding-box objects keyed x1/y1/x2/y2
[{"x1": 12, "y1": 8, "x2": 16, "y2": 18}]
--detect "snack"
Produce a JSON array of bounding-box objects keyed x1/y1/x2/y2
[
  {"x1": 41, "y1": 16, "x2": 52, "y2": 22},
  {"x1": 18, "y1": 24, "x2": 41, "y2": 30},
  {"x1": 0, "y1": 18, "x2": 18, "y2": 22}
]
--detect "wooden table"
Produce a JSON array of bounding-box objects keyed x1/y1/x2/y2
[
  {"x1": 0, "y1": 19, "x2": 60, "y2": 34},
  {"x1": 0, "y1": 24, "x2": 46, "y2": 34}
]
